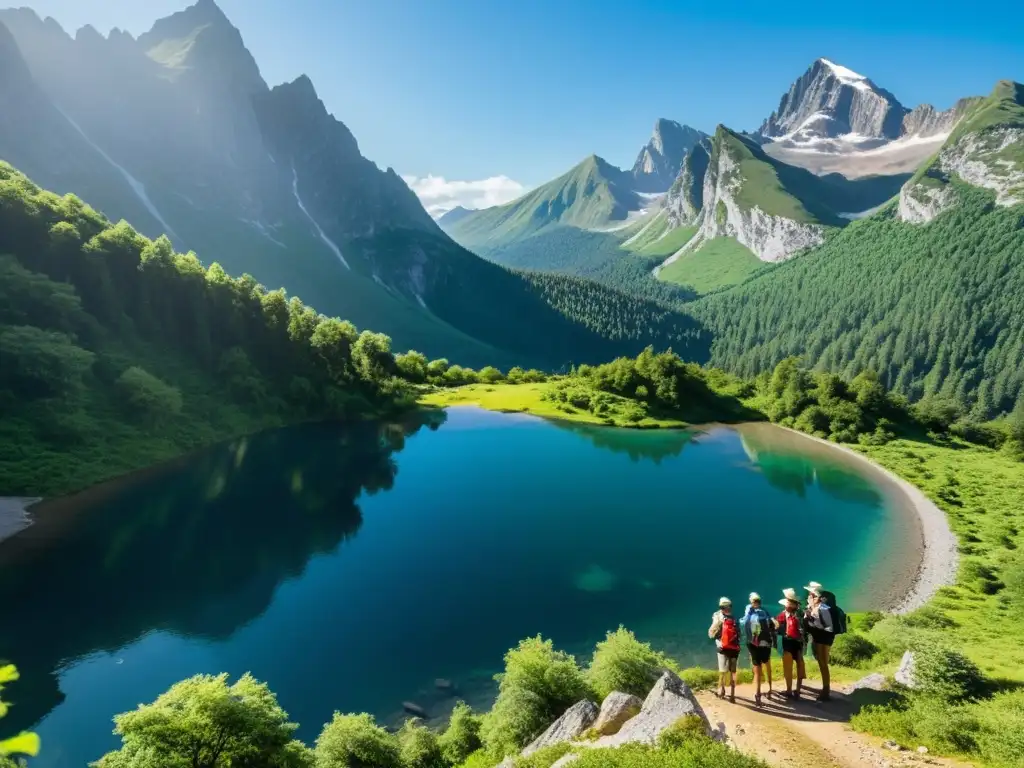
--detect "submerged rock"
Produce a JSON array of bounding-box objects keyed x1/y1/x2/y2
[
  {"x1": 435, "y1": 678, "x2": 454, "y2": 691},
  {"x1": 402, "y1": 701, "x2": 428, "y2": 718},
  {"x1": 594, "y1": 671, "x2": 709, "y2": 746},
  {"x1": 522, "y1": 699, "x2": 599, "y2": 756},
  {"x1": 592, "y1": 692, "x2": 642, "y2": 735}
]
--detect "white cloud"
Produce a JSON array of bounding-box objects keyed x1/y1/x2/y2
[{"x1": 402, "y1": 174, "x2": 527, "y2": 218}]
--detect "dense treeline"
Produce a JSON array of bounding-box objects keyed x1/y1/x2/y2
[
  {"x1": 692, "y1": 186, "x2": 1024, "y2": 419},
  {"x1": 0, "y1": 162, "x2": 421, "y2": 493}
]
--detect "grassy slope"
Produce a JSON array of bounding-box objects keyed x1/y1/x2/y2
[
  {"x1": 658, "y1": 236, "x2": 764, "y2": 293},
  {"x1": 446, "y1": 156, "x2": 639, "y2": 247},
  {"x1": 419, "y1": 382, "x2": 690, "y2": 428},
  {"x1": 635, "y1": 224, "x2": 699, "y2": 259}
]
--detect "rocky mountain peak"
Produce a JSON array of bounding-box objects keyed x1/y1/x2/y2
[
  {"x1": 631, "y1": 119, "x2": 707, "y2": 193},
  {"x1": 759, "y1": 58, "x2": 906, "y2": 146}
]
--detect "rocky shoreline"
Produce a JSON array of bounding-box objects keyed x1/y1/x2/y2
[{"x1": 775, "y1": 427, "x2": 959, "y2": 614}]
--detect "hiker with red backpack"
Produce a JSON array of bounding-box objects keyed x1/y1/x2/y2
[
  {"x1": 708, "y1": 596, "x2": 741, "y2": 702},
  {"x1": 776, "y1": 588, "x2": 806, "y2": 699},
  {"x1": 804, "y1": 581, "x2": 847, "y2": 702},
  {"x1": 742, "y1": 592, "x2": 775, "y2": 706}
]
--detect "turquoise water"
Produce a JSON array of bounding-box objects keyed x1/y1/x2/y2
[{"x1": 0, "y1": 408, "x2": 916, "y2": 767}]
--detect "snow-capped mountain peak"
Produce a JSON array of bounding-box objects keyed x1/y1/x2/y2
[{"x1": 818, "y1": 58, "x2": 871, "y2": 91}]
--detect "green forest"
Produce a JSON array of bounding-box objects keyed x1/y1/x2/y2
[{"x1": 692, "y1": 184, "x2": 1024, "y2": 419}]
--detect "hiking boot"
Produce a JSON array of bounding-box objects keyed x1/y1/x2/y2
[
  {"x1": 816, "y1": 691, "x2": 831, "y2": 702},
  {"x1": 754, "y1": 693, "x2": 763, "y2": 707}
]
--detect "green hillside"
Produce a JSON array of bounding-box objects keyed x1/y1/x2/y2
[
  {"x1": 714, "y1": 127, "x2": 908, "y2": 224},
  {"x1": 692, "y1": 184, "x2": 1024, "y2": 417},
  {"x1": 446, "y1": 155, "x2": 641, "y2": 248},
  {"x1": 658, "y1": 236, "x2": 765, "y2": 293}
]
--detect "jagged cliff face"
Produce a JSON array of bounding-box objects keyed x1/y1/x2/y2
[
  {"x1": 901, "y1": 98, "x2": 981, "y2": 139},
  {"x1": 665, "y1": 139, "x2": 711, "y2": 227},
  {"x1": 678, "y1": 132, "x2": 827, "y2": 263},
  {"x1": 631, "y1": 119, "x2": 707, "y2": 193},
  {"x1": 760, "y1": 59, "x2": 905, "y2": 145},
  {"x1": 898, "y1": 81, "x2": 1024, "y2": 223}
]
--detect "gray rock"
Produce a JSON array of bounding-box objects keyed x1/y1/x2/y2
[
  {"x1": 917, "y1": 746, "x2": 929, "y2": 754},
  {"x1": 402, "y1": 701, "x2": 428, "y2": 718},
  {"x1": 496, "y1": 757, "x2": 515, "y2": 768},
  {"x1": 592, "y1": 691, "x2": 643, "y2": 736},
  {"x1": 522, "y1": 700, "x2": 599, "y2": 756},
  {"x1": 434, "y1": 678, "x2": 454, "y2": 691},
  {"x1": 594, "y1": 671, "x2": 709, "y2": 747},
  {"x1": 845, "y1": 672, "x2": 887, "y2": 693},
  {"x1": 550, "y1": 755, "x2": 580, "y2": 768},
  {"x1": 894, "y1": 651, "x2": 917, "y2": 689}
]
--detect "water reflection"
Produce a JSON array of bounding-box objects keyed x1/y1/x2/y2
[
  {"x1": 738, "y1": 425, "x2": 882, "y2": 505},
  {"x1": 552, "y1": 422, "x2": 698, "y2": 464},
  {"x1": 0, "y1": 410, "x2": 443, "y2": 737}
]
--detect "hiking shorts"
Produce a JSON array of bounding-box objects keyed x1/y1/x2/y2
[
  {"x1": 809, "y1": 628, "x2": 835, "y2": 647},
  {"x1": 781, "y1": 637, "x2": 804, "y2": 657},
  {"x1": 748, "y1": 644, "x2": 772, "y2": 665},
  {"x1": 717, "y1": 649, "x2": 739, "y2": 673}
]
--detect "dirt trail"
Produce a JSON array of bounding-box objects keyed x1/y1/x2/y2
[{"x1": 695, "y1": 683, "x2": 974, "y2": 768}]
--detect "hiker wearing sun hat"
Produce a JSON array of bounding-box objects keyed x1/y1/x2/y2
[
  {"x1": 804, "y1": 581, "x2": 835, "y2": 701},
  {"x1": 775, "y1": 588, "x2": 806, "y2": 699},
  {"x1": 742, "y1": 592, "x2": 775, "y2": 705},
  {"x1": 708, "y1": 596, "x2": 740, "y2": 702}
]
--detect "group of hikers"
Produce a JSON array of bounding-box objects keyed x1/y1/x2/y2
[{"x1": 708, "y1": 581, "x2": 846, "y2": 706}]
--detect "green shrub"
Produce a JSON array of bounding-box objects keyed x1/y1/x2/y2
[
  {"x1": 852, "y1": 697, "x2": 981, "y2": 755},
  {"x1": 855, "y1": 611, "x2": 885, "y2": 632},
  {"x1": 829, "y1": 633, "x2": 879, "y2": 668},
  {"x1": 587, "y1": 627, "x2": 675, "y2": 700},
  {"x1": 439, "y1": 702, "x2": 482, "y2": 765},
  {"x1": 479, "y1": 366, "x2": 505, "y2": 384},
  {"x1": 912, "y1": 642, "x2": 986, "y2": 702},
  {"x1": 456, "y1": 750, "x2": 494, "y2": 768},
  {"x1": 976, "y1": 690, "x2": 1024, "y2": 767},
  {"x1": 656, "y1": 716, "x2": 710, "y2": 750},
  {"x1": 117, "y1": 365, "x2": 183, "y2": 422},
  {"x1": 678, "y1": 668, "x2": 718, "y2": 692},
  {"x1": 570, "y1": 741, "x2": 764, "y2": 768},
  {"x1": 315, "y1": 713, "x2": 402, "y2": 768},
  {"x1": 514, "y1": 743, "x2": 572, "y2": 768},
  {"x1": 901, "y1": 605, "x2": 955, "y2": 630},
  {"x1": 481, "y1": 636, "x2": 589, "y2": 757},
  {"x1": 398, "y1": 719, "x2": 445, "y2": 768}
]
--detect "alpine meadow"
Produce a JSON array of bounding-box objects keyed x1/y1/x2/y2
[{"x1": 0, "y1": 3, "x2": 1023, "y2": 768}]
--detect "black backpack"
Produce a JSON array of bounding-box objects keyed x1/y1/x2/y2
[{"x1": 820, "y1": 590, "x2": 847, "y2": 634}]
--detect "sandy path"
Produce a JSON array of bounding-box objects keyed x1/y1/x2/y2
[{"x1": 696, "y1": 683, "x2": 972, "y2": 768}]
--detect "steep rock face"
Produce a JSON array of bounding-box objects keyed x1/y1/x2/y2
[
  {"x1": 522, "y1": 700, "x2": 599, "y2": 756},
  {"x1": 897, "y1": 80, "x2": 1024, "y2": 223},
  {"x1": 671, "y1": 129, "x2": 828, "y2": 264},
  {"x1": 665, "y1": 139, "x2": 711, "y2": 227},
  {"x1": 901, "y1": 98, "x2": 980, "y2": 139},
  {"x1": 593, "y1": 672, "x2": 709, "y2": 747},
  {"x1": 631, "y1": 119, "x2": 707, "y2": 193},
  {"x1": 760, "y1": 58, "x2": 906, "y2": 144}
]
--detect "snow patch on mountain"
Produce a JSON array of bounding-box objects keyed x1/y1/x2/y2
[{"x1": 819, "y1": 59, "x2": 871, "y2": 91}]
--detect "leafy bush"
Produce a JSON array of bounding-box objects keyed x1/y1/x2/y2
[
  {"x1": 855, "y1": 611, "x2": 885, "y2": 632},
  {"x1": 0, "y1": 325, "x2": 94, "y2": 397},
  {"x1": 398, "y1": 719, "x2": 445, "y2": 768},
  {"x1": 852, "y1": 697, "x2": 980, "y2": 755},
  {"x1": 912, "y1": 642, "x2": 986, "y2": 702},
  {"x1": 513, "y1": 742, "x2": 572, "y2": 768},
  {"x1": 117, "y1": 366, "x2": 183, "y2": 422},
  {"x1": 570, "y1": 741, "x2": 764, "y2": 768},
  {"x1": 481, "y1": 636, "x2": 589, "y2": 757},
  {"x1": 479, "y1": 366, "x2": 505, "y2": 384},
  {"x1": 677, "y1": 667, "x2": 718, "y2": 692},
  {"x1": 587, "y1": 627, "x2": 674, "y2": 700},
  {"x1": 438, "y1": 702, "x2": 482, "y2": 765},
  {"x1": 829, "y1": 633, "x2": 879, "y2": 668},
  {"x1": 976, "y1": 690, "x2": 1024, "y2": 767},
  {"x1": 315, "y1": 713, "x2": 402, "y2": 768},
  {"x1": 656, "y1": 716, "x2": 710, "y2": 750},
  {"x1": 94, "y1": 673, "x2": 310, "y2": 768},
  {"x1": 901, "y1": 605, "x2": 955, "y2": 630},
  {"x1": 0, "y1": 665, "x2": 40, "y2": 764},
  {"x1": 395, "y1": 350, "x2": 429, "y2": 383}
]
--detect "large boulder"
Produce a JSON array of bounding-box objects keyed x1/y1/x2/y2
[
  {"x1": 594, "y1": 671, "x2": 709, "y2": 747},
  {"x1": 592, "y1": 692, "x2": 642, "y2": 736},
  {"x1": 895, "y1": 651, "x2": 918, "y2": 689},
  {"x1": 522, "y1": 700, "x2": 599, "y2": 756}
]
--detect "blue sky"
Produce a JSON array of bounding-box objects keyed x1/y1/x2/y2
[{"x1": 14, "y1": 0, "x2": 1024, "y2": 212}]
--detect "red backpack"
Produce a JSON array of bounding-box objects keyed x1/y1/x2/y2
[
  {"x1": 777, "y1": 611, "x2": 801, "y2": 640},
  {"x1": 719, "y1": 614, "x2": 741, "y2": 652}
]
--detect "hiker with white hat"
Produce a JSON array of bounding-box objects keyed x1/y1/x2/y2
[
  {"x1": 708, "y1": 596, "x2": 740, "y2": 702},
  {"x1": 742, "y1": 592, "x2": 775, "y2": 706},
  {"x1": 804, "y1": 581, "x2": 834, "y2": 701},
  {"x1": 775, "y1": 588, "x2": 806, "y2": 699}
]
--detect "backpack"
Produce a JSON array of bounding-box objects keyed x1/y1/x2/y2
[
  {"x1": 777, "y1": 611, "x2": 802, "y2": 641},
  {"x1": 820, "y1": 590, "x2": 847, "y2": 635},
  {"x1": 718, "y1": 613, "x2": 741, "y2": 652},
  {"x1": 746, "y1": 607, "x2": 773, "y2": 646}
]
